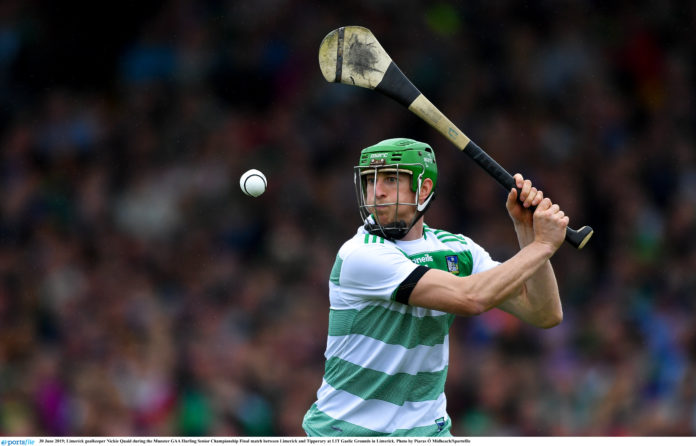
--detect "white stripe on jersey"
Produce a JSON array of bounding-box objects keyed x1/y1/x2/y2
[
  {"x1": 315, "y1": 379, "x2": 448, "y2": 434},
  {"x1": 325, "y1": 333, "x2": 449, "y2": 375},
  {"x1": 329, "y1": 283, "x2": 449, "y2": 317}
]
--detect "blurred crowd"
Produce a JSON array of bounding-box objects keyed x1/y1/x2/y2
[{"x1": 1, "y1": 0, "x2": 695, "y2": 437}]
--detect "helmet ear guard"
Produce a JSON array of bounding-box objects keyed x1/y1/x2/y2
[{"x1": 413, "y1": 170, "x2": 435, "y2": 212}]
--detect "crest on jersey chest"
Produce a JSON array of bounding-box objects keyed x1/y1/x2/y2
[{"x1": 445, "y1": 255, "x2": 459, "y2": 275}]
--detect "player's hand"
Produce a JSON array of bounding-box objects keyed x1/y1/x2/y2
[
  {"x1": 506, "y1": 174, "x2": 544, "y2": 228},
  {"x1": 531, "y1": 197, "x2": 569, "y2": 251}
]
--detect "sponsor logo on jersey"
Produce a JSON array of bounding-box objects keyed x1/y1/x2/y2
[
  {"x1": 446, "y1": 255, "x2": 459, "y2": 274},
  {"x1": 412, "y1": 253, "x2": 434, "y2": 264}
]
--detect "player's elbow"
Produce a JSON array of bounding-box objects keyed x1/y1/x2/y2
[{"x1": 537, "y1": 309, "x2": 563, "y2": 329}]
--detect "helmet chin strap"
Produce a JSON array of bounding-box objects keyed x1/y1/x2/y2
[{"x1": 365, "y1": 219, "x2": 410, "y2": 240}]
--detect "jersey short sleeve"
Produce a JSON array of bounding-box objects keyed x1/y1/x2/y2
[{"x1": 338, "y1": 242, "x2": 420, "y2": 304}]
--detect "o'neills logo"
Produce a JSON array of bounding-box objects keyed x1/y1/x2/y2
[{"x1": 412, "y1": 254, "x2": 434, "y2": 264}]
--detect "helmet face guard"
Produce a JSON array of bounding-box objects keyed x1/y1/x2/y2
[
  {"x1": 354, "y1": 138, "x2": 438, "y2": 240},
  {"x1": 354, "y1": 165, "x2": 429, "y2": 240}
]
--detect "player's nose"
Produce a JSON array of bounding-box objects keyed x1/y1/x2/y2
[{"x1": 375, "y1": 177, "x2": 391, "y2": 196}]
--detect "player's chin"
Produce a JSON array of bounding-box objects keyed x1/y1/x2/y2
[{"x1": 374, "y1": 213, "x2": 394, "y2": 226}]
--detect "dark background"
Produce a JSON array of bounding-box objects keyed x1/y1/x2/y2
[{"x1": 1, "y1": 0, "x2": 695, "y2": 436}]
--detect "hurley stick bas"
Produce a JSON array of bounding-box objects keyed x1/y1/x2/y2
[{"x1": 318, "y1": 26, "x2": 593, "y2": 250}]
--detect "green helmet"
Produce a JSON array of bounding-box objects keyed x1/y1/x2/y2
[{"x1": 354, "y1": 138, "x2": 438, "y2": 240}]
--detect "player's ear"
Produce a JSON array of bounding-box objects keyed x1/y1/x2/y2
[{"x1": 419, "y1": 178, "x2": 433, "y2": 203}]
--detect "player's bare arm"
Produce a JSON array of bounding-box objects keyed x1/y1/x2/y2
[
  {"x1": 408, "y1": 183, "x2": 568, "y2": 328},
  {"x1": 495, "y1": 174, "x2": 565, "y2": 327}
]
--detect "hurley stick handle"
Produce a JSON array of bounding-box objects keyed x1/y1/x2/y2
[
  {"x1": 408, "y1": 94, "x2": 593, "y2": 249},
  {"x1": 464, "y1": 140, "x2": 594, "y2": 250}
]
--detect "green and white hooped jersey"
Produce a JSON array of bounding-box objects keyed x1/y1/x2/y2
[{"x1": 303, "y1": 224, "x2": 500, "y2": 436}]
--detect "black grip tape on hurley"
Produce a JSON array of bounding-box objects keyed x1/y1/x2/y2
[{"x1": 375, "y1": 61, "x2": 421, "y2": 107}]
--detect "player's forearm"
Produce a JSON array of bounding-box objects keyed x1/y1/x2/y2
[
  {"x1": 501, "y1": 222, "x2": 563, "y2": 327},
  {"x1": 463, "y1": 241, "x2": 556, "y2": 314},
  {"x1": 528, "y1": 261, "x2": 563, "y2": 326},
  {"x1": 513, "y1": 221, "x2": 536, "y2": 248},
  {"x1": 499, "y1": 260, "x2": 563, "y2": 328}
]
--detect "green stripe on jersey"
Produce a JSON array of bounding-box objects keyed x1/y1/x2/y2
[
  {"x1": 364, "y1": 234, "x2": 385, "y2": 244},
  {"x1": 437, "y1": 236, "x2": 464, "y2": 244},
  {"x1": 441, "y1": 234, "x2": 467, "y2": 244},
  {"x1": 303, "y1": 404, "x2": 452, "y2": 437},
  {"x1": 330, "y1": 255, "x2": 343, "y2": 285},
  {"x1": 324, "y1": 357, "x2": 447, "y2": 405},
  {"x1": 328, "y1": 306, "x2": 454, "y2": 348},
  {"x1": 433, "y1": 231, "x2": 467, "y2": 244}
]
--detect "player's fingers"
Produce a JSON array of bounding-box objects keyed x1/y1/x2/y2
[
  {"x1": 536, "y1": 197, "x2": 552, "y2": 211},
  {"x1": 513, "y1": 173, "x2": 524, "y2": 189},
  {"x1": 506, "y1": 188, "x2": 517, "y2": 210},
  {"x1": 532, "y1": 189, "x2": 544, "y2": 206},
  {"x1": 508, "y1": 188, "x2": 518, "y2": 200},
  {"x1": 524, "y1": 187, "x2": 538, "y2": 208},
  {"x1": 520, "y1": 179, "x2": 533, "y2": 203}
]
